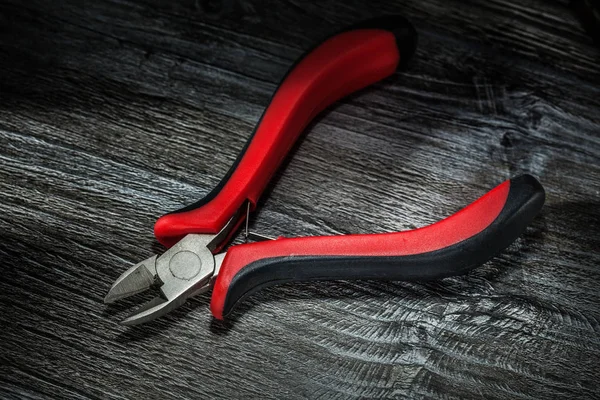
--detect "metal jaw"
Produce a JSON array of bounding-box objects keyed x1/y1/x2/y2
[
  {"x1": 105, "y1": 201, "x2": 256, "y2": 325},
  {"x1": 104, "y1": 234, "x2": 226, "y2": 325}
]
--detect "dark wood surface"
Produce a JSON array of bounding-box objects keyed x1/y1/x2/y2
[{"x1": 1, "y1": 0, "x2": 599, "y2": 398}]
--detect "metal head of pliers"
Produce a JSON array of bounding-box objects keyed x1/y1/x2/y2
[
  {"x1": 104, "y1": 234, "x2": 226, "y2": 325},
  {"x1": 103, "y1": 202, "x2": 250, "y2": 325}
]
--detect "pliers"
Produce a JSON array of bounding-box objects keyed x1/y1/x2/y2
[{"x1": 104, "y1": 15, "x2": 546, "y2": 325}]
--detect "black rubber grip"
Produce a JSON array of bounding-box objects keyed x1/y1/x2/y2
[
  {"x1": 220, "y1": 175, "x2": 545, "y2": 317},
  {"x1": 167, "y1": 16, "x2": 417, "y2": 215}
]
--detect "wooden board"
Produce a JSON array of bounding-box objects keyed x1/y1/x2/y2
[{"x1": 1, "y1": 0, "x2": 599, "y2": 398}]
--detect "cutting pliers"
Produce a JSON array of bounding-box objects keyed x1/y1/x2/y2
[{"x1": 105, "y1": 16, "x2": 546, "y2": 325}]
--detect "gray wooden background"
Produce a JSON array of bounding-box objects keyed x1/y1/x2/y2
[{"x1": 1, "y1": 0, "x2": 599, "y2": 399}]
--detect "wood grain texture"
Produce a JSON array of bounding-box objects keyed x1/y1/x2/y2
[{"x1": 1, "y1": 0, "x2": 599, "y2": 398}]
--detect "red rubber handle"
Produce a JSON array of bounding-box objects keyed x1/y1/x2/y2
[
  {"x1": 154, "y1": 16, "x2": 417, "y2": 247},
  {"x1": 210, "y1": 175, "x2": 545, "y2": 319}
]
